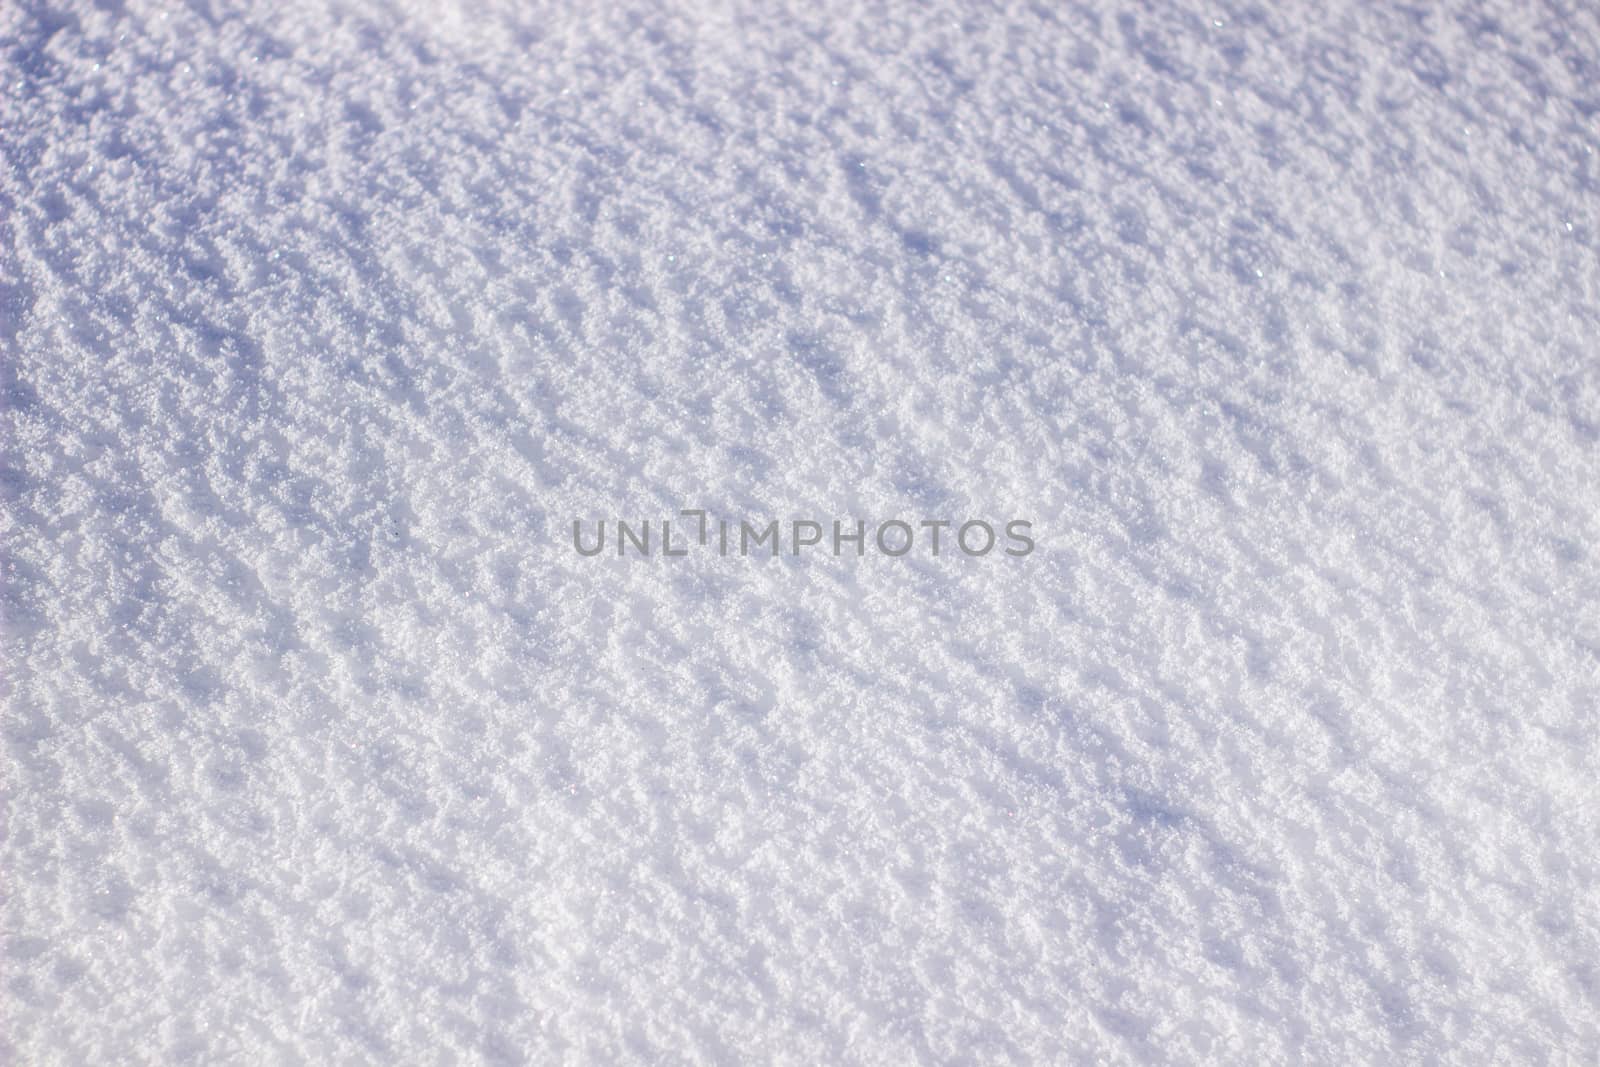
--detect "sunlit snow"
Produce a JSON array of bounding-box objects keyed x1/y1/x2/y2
[{"x1": 3, "y1": 0, "x2": 1598, "y2": 1062}]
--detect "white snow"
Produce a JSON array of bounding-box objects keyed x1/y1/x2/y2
[{"x1": 3, "y1": 0, "x2": 1599, "y2": 1062}]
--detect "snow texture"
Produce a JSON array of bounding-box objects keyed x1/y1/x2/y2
[{"x1": 4, "y1": 0, "x2": 1600, "y2": 1062}]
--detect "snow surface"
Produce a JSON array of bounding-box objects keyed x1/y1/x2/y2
[{"x1": 3, "y1": 0, "x2": 1600, "y2": 1062}]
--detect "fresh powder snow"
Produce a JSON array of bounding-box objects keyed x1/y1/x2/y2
[{"x1": 3, "y1": 0, "x2": 1598, "y2": 1062}]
